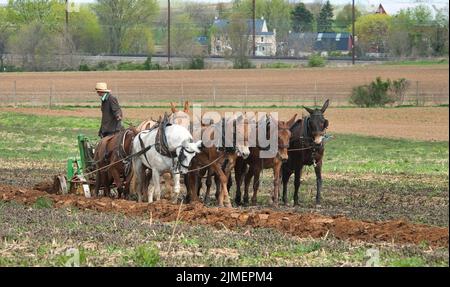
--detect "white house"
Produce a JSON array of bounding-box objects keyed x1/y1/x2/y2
[{"x1": 211, "y1": 17, "x2": 277, "y2": 57}]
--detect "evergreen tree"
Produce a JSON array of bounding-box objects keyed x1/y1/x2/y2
[
  {"x1": 317, "y1": 0, "x2": 334, "y2": 32},
  {"x1": 291, "y1": 2, "x2": 314, "y2": 32}
]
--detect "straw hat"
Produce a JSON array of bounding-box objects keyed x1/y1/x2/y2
[{"x1": 95, "y1": 82, "x2": 111, "y2": 93}]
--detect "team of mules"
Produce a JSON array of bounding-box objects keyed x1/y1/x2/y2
[{"x1": 93, "y1": 100, "x2": 330, "y2": 207}]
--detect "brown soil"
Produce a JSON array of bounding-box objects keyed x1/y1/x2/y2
[
  {"x1": 1, "y1": 184, "x2": 447, "y2": 247},
  {"x1": 2, "y1": 106, "x2": 448, "y2": 141},
  {"x1": 0, "y1": 66, "x2": 447, "y2": 94}
]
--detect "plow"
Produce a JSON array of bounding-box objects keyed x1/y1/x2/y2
[{"x1": 53, "y1": 134, "x2": 98, "y2": 198}]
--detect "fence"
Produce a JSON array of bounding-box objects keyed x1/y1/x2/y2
[{"x1": 0, "y1": 80, "x2": 448, "y2": 108}]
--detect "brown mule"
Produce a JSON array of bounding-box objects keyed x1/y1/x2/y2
[
  {"x1": 93, "y1": 127, "x2": 138, "y2": 199},
  {"x1": 186, "y1": 115, "x2": 251, "y2": 207},
  {"x1": 234, "y1": 114, "x2": 297, "y2": 207}
]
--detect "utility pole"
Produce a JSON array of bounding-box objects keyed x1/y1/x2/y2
[
  {"x1": 167, "y1": 0, "x2": 171, "y2": 66},
  {"x1": 252, "y1": 0, "x2": 256, "y2": 56},
  {"x1": 352, "y1": 0, "x2": 355, "y2": 65},
  {"x1": 65, "y1": 0, "x2": 69, "y2": 31}
]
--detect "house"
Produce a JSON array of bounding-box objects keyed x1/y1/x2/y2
[
  {"x1": 285, "y1": 32, "x2": 352, "y2": 57},
  {"x1": 210, "y1": 17, "x2": 277, "y2": 57},
  {"x1": 375, "y1": 3, "x2": 387, "y2": 15}
]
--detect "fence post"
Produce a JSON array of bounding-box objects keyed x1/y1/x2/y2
[
  {"x1": 213, "y1": 81, "x2": 216, "y2": 107},
  {"x1": 181, "y1": 80, "x2": 184, "y2": 106},
  {"x1": 415, "y1": 81, "x2": 419, "y2": 106},
  {"x1": 314, "y1": 81, "x2": 318, "y2": 107},
  {"x1": 245, "y1": 82, "x2": 248, "y2": 109},
  {"x1": 13, "y1": 80, "x2": 17, "y2": 108},
  {"x1": 49, "y1": 82, "x2": 53, "y2": 109}
]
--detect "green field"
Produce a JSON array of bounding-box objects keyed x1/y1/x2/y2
[{"x1": 0, "y1": 110, "x2": 448, "y2": 267}]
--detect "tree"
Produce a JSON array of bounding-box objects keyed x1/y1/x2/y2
[
  {"x1": 5, "y1": 0, "x2": 75, "y2": 70},
  {"x1": 185, "y1": 2, "x2": 216, "y2": 36},
  {"x1": 228, "y1": 11, "x2": 252, "y2": 68},
  {"x1": 167, "y1": 14, "x2": 202, "y2": 58},
  {"x1": 354, "y1": 14, "x2": 391, "y2": 55},
  {"x1": 291, "y1": 2, "x2": 314, "y2": 32},
  {"x1": 317, "y1": 0, "x2": 334, "y2": 32},
  {"x1": 232, "y1": 0, "x2": 264, "y2": 18},
  {"x1": 94, "y1": 0, "x2": 159, "y2": 54},
  {"x1": 0, "y1": 7, "x2": 12, "y2": 71},
  {"x1": 69, "y1": 5, "x2": 105, "y2": 54},
  {"x1": 8, "y1": 21, "x2": 70, "y2": 71},
  {"x1": 262, "y1": 0, "x2": 291, "y2": 43},
  {"x1": 335, "y1": 4, "x2": 361, "y2": 31}
]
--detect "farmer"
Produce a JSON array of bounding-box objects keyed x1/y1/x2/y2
[{"x1": 95, "y1": 82, "x2": 123, "y2": 138}]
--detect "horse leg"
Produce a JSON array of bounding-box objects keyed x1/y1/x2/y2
[
  {"x1": 152, "y1": 170, "x2": 162, "y2": 202},
  {"x1": 214, "y1": 174, "x2": 221, "y2": 201},
  {"x1": 171, "y1": 171, "x2": 180, "y2": 204},
  {"x1": 186, "y1": 171, "x2": 200, "y2": 203},
  {"x1": 234, "y1": 158, "x2": 245, "y2": 205},
  {"x1": 204, "y1": 169, "x2": 212, "y2": 203},
  {"x1": 282, "y1": 165, "x2": 293, "y2": 206},
  {"x1": 251, "y1": 168, "x2": 261, "y2": 206},
  {"x1": 293, "y1": 167, "x2": 302, "y2": 206},
  {"x1": 133, "y1": 161, "x2": 144, "y2": 203},
  {"x1": 110, "y1": 167, "x2": 123, "y2": 199},
  {"x1": 243, "y1": 167, "x2": 253, "y2": 206},
  {"x1": 102, "y1": 171, "x2": 110, "y2": 197},
  {"x1": 211, "y1": 163, "x2": 231, "y2": 207},
  {"x1": 94, "y1": 171, "x2": 101, "y2": 197},
  {"x1": 272, "y1": 161, "x2": 282, "y2": 207},
  {"x1": 314, "y1": 163, "x2": 323, "y2": 206}
]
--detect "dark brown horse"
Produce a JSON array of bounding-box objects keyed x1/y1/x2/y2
[
  {"x1": 234, "y1": 114, "x2": 297, "y2": 207},
  {"x1": 185, "y1": 115, "x2": 251, "y2": 207},
  {"x1": 281, "y1": 100, "x2": 329, "y2": 206},
  {"x1": 94, "y1": 127, "x2": 138, "y2": 199}
]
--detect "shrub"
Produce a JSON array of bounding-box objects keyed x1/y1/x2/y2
[
  {"x1": 390, "y1": 78, "x2": 410, "y2": 104},
  {"x1": 233, "y1": 57, "x2": 254, "y2": 69},
  {"x1": 117, "y1": 62, "x2": 145, "y2": 70},
  {"x1": 189, "y1": 56, "x2": 205, "y2": 70},
  {"x1": 144, "y1": 56, "x2": 161, "y2": 70},
  {"x1": 79, "y1": 64, "x2": 90, "y2": 71},
  {"x1": 262, "y1": 62, "x2": 295, "y2": 69},
  {"x1": 94, "y1": 61, "x2": 114, "y2": 71},
  {"x1": 308, "y1": 54, "x2": 326, "y2": 67},
  {"x1": 350, "y1": 77, "x2": 395, "y2": 107}
]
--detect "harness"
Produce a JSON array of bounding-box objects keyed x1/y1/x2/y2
[
  {"x1": 137, "y1": 114, "x2": 196, "y2": 173},
  {"x1": 298, "y1": 114, "x2": 327, "y2": 167},
  {"x1": 218, "y1": 118, "x2": 237, "y2": 153}
]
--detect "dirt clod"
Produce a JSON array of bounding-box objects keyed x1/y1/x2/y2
[{"x1": 0, "y1": 184, "x2": 448, "y2": 247}]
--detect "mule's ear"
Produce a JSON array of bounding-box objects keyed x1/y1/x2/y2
[
  {"x1": 286, "y1": 113, "x2": 297, "y2": 128},
  {"x1": 321, "y1": 99, "x2": 330, "y2": 113},
  {"x1": 170, "y1": 102, "x2": 178, "y2": 113},
  {"x1": 190, "y1": 140, "x2": 202, "y2": 153},
  {"x1": 304, "y1": 106, "x2": 315, "y2": 114},
  {"x1": 183, "y1": 101, "x2": 190, "y2": 113}
]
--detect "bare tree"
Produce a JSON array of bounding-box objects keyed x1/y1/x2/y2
[{"x1": 95, "y1": 0, "x2": 159, "y2": 54}]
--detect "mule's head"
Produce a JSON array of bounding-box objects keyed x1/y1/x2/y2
[
  {"x1": 304, "y1": 99, "x2": 329, "y2": 145},
  {"x1": 234, "y1": 115, "x2": 250, "y2": 159},
  {"x1": 169, "y1": 101, "x2": 191, "y2": 129},
  {"x1": 276, "y1": 114, "x2": 297, "y2": 162},
  {"x1": 176, "y1": 139, "x2": 202, "y2": 174}
]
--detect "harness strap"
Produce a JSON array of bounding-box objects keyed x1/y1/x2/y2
[{"x1": 138, "y1": 133, "x2": 153, "y2": 167}]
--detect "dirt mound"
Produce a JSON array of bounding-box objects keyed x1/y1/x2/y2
[{"x1": 1, "y1": 184, "x2": 448, "y2": 247}]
